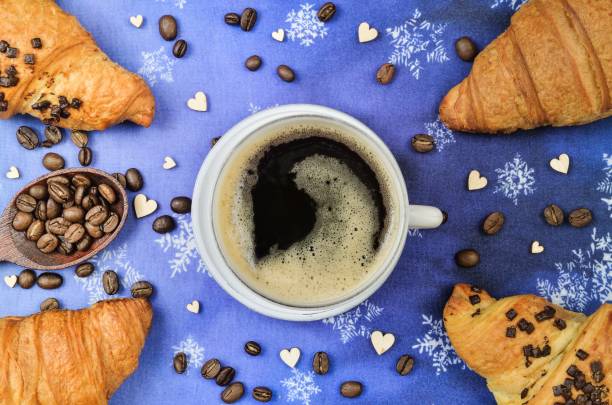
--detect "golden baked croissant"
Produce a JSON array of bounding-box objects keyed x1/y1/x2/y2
[
  {"x1": 0, "y1": 0, "x2": 155, "y2": 131},
  {"x1": 439, "y1": 0, "x2": 612, "y2": 134},
  {"x1": 0, "y1": 298, "x2": 153, "y2": 405},
  {"x1": 444, "y1": 284, "x2": 610, "y2": 404}
]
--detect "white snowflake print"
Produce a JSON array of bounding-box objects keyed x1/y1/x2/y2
[
  {"x1": 536, "y1": 228, "x2": 612, "y2": 312},
  {"x1": 412, "y1": 314, "x2": 465, "y2": 375},
  {"x1": 155, "y1": 0, "x2": 187, "y2": 9},
  {"x1": 424, "y1": 116, "x2": 456, "y2": 151},
  {"x1": 493, "y1": 153, "x2": 536, "y2": 205},
  {"x1": 491, "y1": 0, "x2": 527, "y2": 10},
  {"x1": 155, "y1": 214, "x2": 208, "y2": 278},
  {"x1": 322, "y1": 300, "x2": 383, "y2": 344},
  {"x1": 248, "y1": 102, "x2": 280, "y2": 115},
  {"x1": 138, "y1": 47, "x2": 176, "y2": 86},
  {"x1": 172, "y1": 335, "x2": 205, "y2": 372},
  {"x1": 386, "y1": 9, "x2": 449, "y2": 79},
  {"x1": 285, "y1": 3, "x2": 329, "y2": 47},
  {"x1": 74, "y1": 243, "x2": 145, "y2": 304},
  {"x1": 408, "y1": 229, "x2": 423, "y2": 238},
  {"x1": 597, "y1": 153, "x2": 612, "y2": 218},
  {"x1": 280, "y1": 368, "x2": 321, "y2": 405}
]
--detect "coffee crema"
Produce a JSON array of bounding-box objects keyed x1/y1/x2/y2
[{"x1": 214, "y1": 122, "x2": 398, "y2": 307}]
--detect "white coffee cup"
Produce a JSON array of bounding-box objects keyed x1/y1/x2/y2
[{"x1": 192, "y1": 104, "x2": 443, "y2": 321}]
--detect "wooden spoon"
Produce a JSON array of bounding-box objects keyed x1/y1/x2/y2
[{"x1": 0, "y1": 168, "x2": 128, "y2": 270}]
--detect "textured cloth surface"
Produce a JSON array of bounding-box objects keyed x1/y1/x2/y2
[{"x1": 0, "y1": 1, "x2": 610, "y2": 404}]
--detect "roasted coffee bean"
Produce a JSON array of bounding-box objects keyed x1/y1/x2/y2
[
  {"x1": 172, "y1": 39, "x2": 188, "y2": 58},
  {"x1": 112, "y1": 173, "x2": 127, "y2": 189},
  {"x1": 35, "y1": 202, "x2": 48, "y2": 222},
  {"x1": 245, "y1": 55, "x2": 262, "y2": 71},
  {"x1": 201, "y1": 358, "x2": 221, "y2": 379},
  {"x1": 340, "y1": 381, "x2": 363, "y2": 398},
  {"x1": 46, "y1": 198, "x2": 61, "y2": 219},
  {"x1": 211, "y1": 136, "x2": 221, "y2": 146},
  {"x1": 81, "y1": 194, "x2": 96, "y2": 211},
  {"x1": 85, "y1": 220, "x2": 104, "y2": 238},
  {"x1": 482, "y1": 212, "x2": 505, "y2": 235},
  {"x1": 98, "y1": 183, "x2": 117, "y2": 205},
  {"x1": 64, "y1": 223, "x2": 86, "y2": 243},
  {"x1": 75, "y1": 262, "x2": 95, "y2": 278},
  {"x1": 29, "y1": 184, "x2": 48, "y2": 200},
  {"x1": 70, "y1": 130, "x2": 89, "y2": 147},
  {"x1": 41, "y1": 140, "x2": 53, "y2": 148},
  {"x1": 455, "y1": 37, "x2": 478, "y2": 61},
  {"x1": 102, "y1": 270, "x2": 120, "y2": 295},
  {"x1": 171, "y1": 196, "x2": 192, "y2": 214},
  {"x1": 216, "y1": 367, "x2": 236, "y2": 386},
  {"x1": 396, "y1": 354, "x2": 415, "y2": 376},
  {"x1": 568, "y1": 208, "x2": 592, "y2": 228},
  {"x1": 152, "y1": 215, "x2": 176, "y2": 233},
  {"x1": 224, "y1": 12, "x2": 241, "y2": 25},
  {"x1": 17, "y1": 269, "x2": 37, "y2": 289},
  {"x1": 125, "y1": 168, "x2": 144, "y2": 191},
  {"x1": 455, "y1": 249, "x2": 480, "y2": 268},
  {"x1": 48, "y1": 175, "x2": 70, "y2": 185},
  {"x1": 240, "y1": 8, "x2": 257, "y2": 31},
  {"x1": 37, "y1": 233, "x2": 59, "y2": 253},
  {"x1": 16, "y1": 126, "x2": 39, "y2": 149},
  {"x1": 74, "y1": 186, "x2": 86, "y2": 206},
  {"x1": 16, "y1": 193, "x2": 37, "y2": 212},
  {"x1": 12, "y1": 211, "x2": 33, "y2": 231},
  {"x1": 102, "y1": 212, "x2": 120, "y2": 233},
  {"x1": 313, "y1": 351, "x2": 329, "y2": 375},
  {"x1": 76, "y1": 235, "x2": 93, "y2": 251},
  {"x1": 317, "y1": 2, "x2": 336, "y2": 22},
  {"x1": 37, "y1": 272, "x2": 63, "y2": 289},
  {"x1": 244, "y1": 341, "x2": 261, "y2": 356},
  {"x1": 173, "y1": 352, "x2": 187, "y2": 374},
  {"x1": 252, "y1": 386, "x2": 272, "y2": 403},
  {"x1": 543, "y1": 204, "x2": 564, "y2": 226},
  {"x1": 277, "y1": 65, "x2": 295, "y2": 82},
  {"x1": 26, "y1": 219, "x2": 45, "y2": 241},
  {"x1": 222, "y1": 382, "x2": 244, "y2": 404},
  {"x1": 411, "y1": 134, "x2": 435, "y2": 153},
  {"x1": 44, "y1": 126, "x2": 62, "y2": 144},
  {"x1": 40, "y1": 297, "x2": 60, "y2": 311},
  {"x1": 131, "y1": 280, "x2": 154, "y2": 298},
  {"x1": 57, "y1": 236, "x2": 75, "y2": 255},
  {"x1": 63, "y1": 206, "x2": 85, "y2": 223},
  {"x1": 71, "y1": 173, "x2": 91, "y2": 188},
  {"x1": 78, "y1": 147, "x2": 93, "y2": 166},
  {"x1": 47, "y1": 217, "x2": 71, "y2": 235},
  {"x1": 48, "y1": 182, "x2": 72, "y2": 204},
  {"x1": 85, "y1": 205, "x2": 109, "y2": 226},
  {"x1": 376, "y1": 63, "x2": 395, "y2": 85},
  {"x1": 159, "y1": 15, "x2": 178, "y2": 41}
]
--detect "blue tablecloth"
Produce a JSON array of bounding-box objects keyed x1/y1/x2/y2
[{"x1": 0, "y1": 1, "x2": 610, "y2": 404}]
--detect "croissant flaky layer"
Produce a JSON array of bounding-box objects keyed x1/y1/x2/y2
[
  {"x1": 0, "y1": 0, "x2": 155, "y2": 131},
  {"x1": 439, "y1": 0, "x2": 612, "y2": 134},
  {"x1": 0, "y1": 298, "x2": 153, "y2": 405},
  {"x1": 444, "y1": 284, "x2": 610, "y2": 405}
]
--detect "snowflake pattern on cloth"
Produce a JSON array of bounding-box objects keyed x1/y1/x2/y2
[
  {"x1": 493, "y1": 153, "x2": 536, "y2": 205},
  {"x1": 386, "y1": 9, "x2": 449, "y2": 79},
  {"x1": 248, "y1": 102, "x2": 280, "y2": 115},
  {"x1": 155, "y1": 214, "x2": 208, "y2": 278},
  {"x1": 424, "y1": 116, "x2": 456, "y2": 151},
  {"x1": 597, "y1": 153, "x2": 612, "y2": 218},
  {"x1": 285, "y1": 3, "x2": 328, "y2": 47},
  {"x1": 138, "y1": 47, "x2": 176, "y2": 86},
  {"x1": 490, "y1": 0, "x2": 527, "y2": 10},
  {"x1": 322, "y1": 300, "x2": 383, "y2": 344},
  {"x1": 172, "y1": 335, "x2": 205, "y2": 372},
  {"x1": 155, "y1": 0, "x2": 187, "y2": 9},
  {"x1": 536, "y1": 228, "x2": 612, "y2": 312},
  {"x1": 280, "y1": 368, "x2": 322, "y2": 405},
  {"x1": 412, "y1": 314, "x2": 465, "y2": 375}
]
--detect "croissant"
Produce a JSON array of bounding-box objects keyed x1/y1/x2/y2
[
  {"x1": 0, "y1": 298, "x2": 153, "y2": 405},
  {"x1": 444, "y1": 284, "x2": 610, "y2": 404},
  {"x1": 439, "y1": 0, "x2": 612, "y2": 134},
  {"x1": 0, "y1": 0, "x2": 155, "y2": 131}
]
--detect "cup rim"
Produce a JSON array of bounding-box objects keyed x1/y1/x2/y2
[{"x1": 192, "y1": 104, "x2": 409, "y2": 321}]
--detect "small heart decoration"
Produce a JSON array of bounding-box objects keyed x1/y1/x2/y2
[
  {"x1": 163, "y1": 156, "x2": 177, "y2": 170},
  {"x1": 5, "y1": 166, "x2": 19, "y2": 179},
  {"x1": 186, "y1": 300, "x2": 200, "y2": 314},
  {"x1": 187, "y1": 91, "x2": 208, "y2": 112},
  {"x1": 130, "y1": 15, "x2": 144, "y2": 28},
  {"x1": 279, "y1": 347, "x2": 301, "y2": 368},
  {"x1": 272, "y1": 28, "x2": 285, "y2": 42},
  {"x1": 531, "y1": 241, "x2": 544, "y2": 254},
  {"x1": 370, "y1": 330, "x2": 395, "y2": 355},
  {"x1": 358, "y1": 22, "x2": 378, "y2": 43},
  {"x1": 550, "y1": 153, "x2": 570, "y2": 174},
  {"x1": 4, "y1": 275, "x2": 17, "y2": 288},
  {"x1": 467, "y1": 170, "x2": 488, "y2": 191},
  {"x1": 133, "y1": 194, "x2": 158, "y2": 219}
]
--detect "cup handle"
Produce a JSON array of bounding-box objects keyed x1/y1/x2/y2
[{"x1": 407, "y1": 205, "x2": 444, "y2": 229}]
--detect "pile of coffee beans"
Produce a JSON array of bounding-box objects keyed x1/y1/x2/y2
[
  {"x1": 17, "y1": 126, "x2": 93, "y2": 167},
  {"x1": 543, "y1": 204, "x2": 592, "y2": 228},
  {"x1": 152, "y1": 196, "x2": 192, "y2": 234},
  {"x1": 158, "y1": 15, "x2": 189, "y2": 59},
  {"x1": 224, "y1": 8, "x2": 257, "y2": 31}
]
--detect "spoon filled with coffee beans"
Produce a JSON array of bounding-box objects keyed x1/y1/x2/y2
[{"x1": 0, "y1": 168, "x2": 128, "y2": 270}]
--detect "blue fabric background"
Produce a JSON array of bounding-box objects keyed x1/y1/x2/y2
[{"x1": 0, "y1": 1, "x2": 610, "y2": 404}]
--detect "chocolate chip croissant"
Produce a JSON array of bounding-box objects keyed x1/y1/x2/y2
[
  {"x1": 439, "y1": 0, "x2": 612, "y2": 134},
  {"x1": 0, "y1": 0, "x2": 155, "y2": 131},
  {"x1": 444, "y1": 284, "x2": 610, "y2": 405},
  {"x1": 0, "y1": 298, "x2": 153, "y2": 405}
]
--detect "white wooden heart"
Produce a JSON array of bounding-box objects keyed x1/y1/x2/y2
[
  {"x1": 4, "y1": 275, "x2": 17, "y2": 288},
  {"x1": 550, "y1": 153, "x2": 570, "y2": 174},
  {"x1": 133, "y1": 194, "x2": 158, "y2": 218},
  {"x1": 531, "y1": 241, "x2": 544, "y2": 254},
  {"x1": 187, "y1": 91, "x2": 208, "y2": 112},
  {"x1": 370, "y1": 330, "x2": 395, "y2": 355},
  {"x1": 130, "y1": 15, "x2": 144, "y2": 28},
  {"x1": 358, "y1": 22, "x2": 378, "y2": 43},
  {"x1": 279, "y1": 347, "x2": 301, "y2": 368},
  {"x1": 186, "y1": 300, "x2": 200, "y2": 314},
  {"x1": 272, "y1": 28, "x2": 285, "y2": 42},
  {"x1": 163, "y1": 156, "x2": 177, "y2": 170},
  {"x1": 467, "y1": 170, "x2": 488, "y2": 191},
  {"x1": 5, "y1": 166, "x2": 19, "y2": 179}
]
